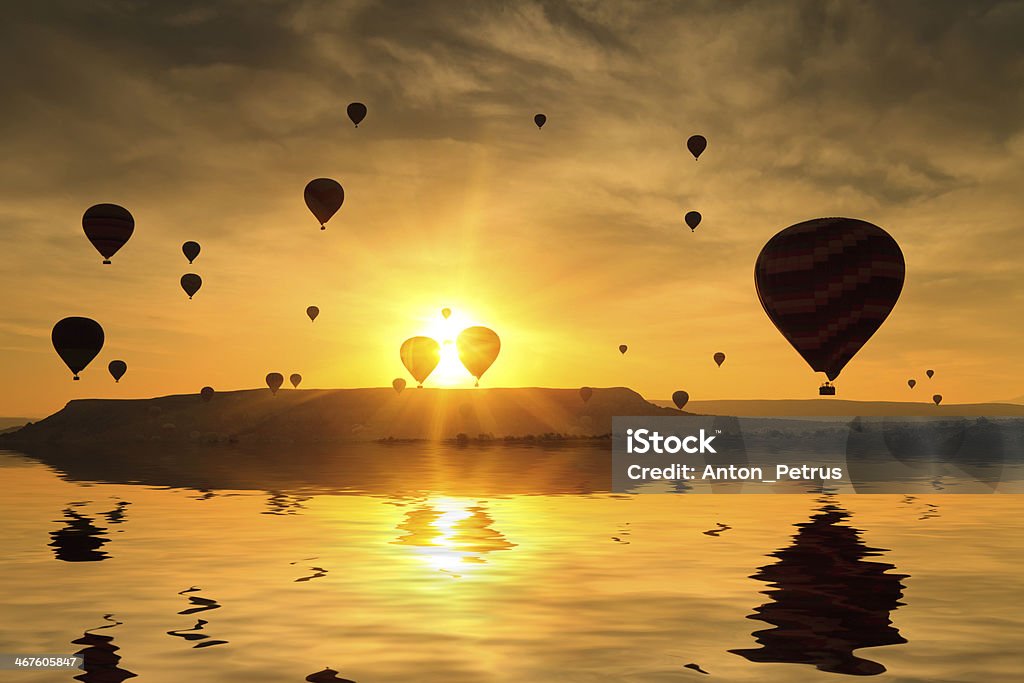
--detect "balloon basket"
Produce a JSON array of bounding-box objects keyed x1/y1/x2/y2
[
  {"x1": 102, "y1": 260, "x2": 111, "y2": 264},
  {"x1": 73, "y1": 376, "x2": 80, "y2": 381}
]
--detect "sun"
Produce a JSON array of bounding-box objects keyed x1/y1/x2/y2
[{"x1": 421, "y1": 307, "x2": 474, "y2": 387}]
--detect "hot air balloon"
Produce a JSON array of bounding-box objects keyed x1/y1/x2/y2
[
  {"x1": 933, "y1": 394, "x2": 942, "y2": 406},
  {"x1": 392, "y1": 378, "x2": 406, "y2": 394},
  {"x1": 686, "y1": 135, "x2": 707, "y2": 160},
  {"x1": 579, "y1": 386, "x2": 593, "y2": 403},
  {"x1": 306, "y1": 306, "x2": 319, "y2": 322},
  {"x1": 908, "y1": 379, "x2": 916, "y2": 389},
  {"x1": 52, "y1": 317, "x2": 104, "y2": 380},
  {"x1": 619, "y1": 345, "x2": 628, "y2": 355},
  {"x1": 180, "y1": 273, "x2": 202, "y2": 299},
  {"x1": 200, "y1": 386, "x2": 214, "y2": 402},
  {"x1": 304, "y1": 178, "x2": 345, "y2": 230},
  {"x1": 457, "y1": 327, "x2": 500, "y2": 387},
  {"x1": 755, "y1": 218, "x2": 905, "y2": 391},
  {"x1": 714, "y1": 352, "x2": 726, "y2": 367},
  {"x1": 83, "y1": 204, "x2": 134, "y2": 264},
  {"x1": 347, "y1": 102, "x2": 367, "y2": 127},
  {"x1": 290, "y1": 373, "x2": 302, "y2": 388},
  {"x1": 400, "y1": 337, "x2": 441, "y2": 387},
  {"x1": 441, "y1": 307, "x2": 451, "y2": 319},
  {"x1": 108, "y1": 360, "x2": 127, "y2": 383},
  {"x1": 182, "y1": 241, "x2": 201, "y2": 264},
  {"x1": 685, "y1": 211, "x2": 702, "y2": 231},
  {"x1": 266, "y1": 373, "x2": 284, "y2": 395},
  {"x1": 672, "y1": 390, "x2": 689, "y2": 410},
  {"x1": 534, "y1": 114, "x2": 547, "y2": 129},
  {"x1": 926, "y1": 370, "x2": 934, "y2": 379}
]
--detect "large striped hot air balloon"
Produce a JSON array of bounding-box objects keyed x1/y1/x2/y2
[{"x1": 755, "y1": 218, "x2": 905, "y2": 387}]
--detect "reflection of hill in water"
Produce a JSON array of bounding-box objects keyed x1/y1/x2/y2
[{"x1": 730, "y1": 502, "x2": 908, "y2": 676}]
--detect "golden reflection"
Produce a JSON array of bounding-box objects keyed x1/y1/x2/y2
[{"x1": 392, "y1": 497, "x2": 515, "y2": 575}]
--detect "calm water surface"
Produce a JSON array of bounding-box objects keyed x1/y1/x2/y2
[{"x1": 1, "y1": 444, "x2": 1021, "y2": 682}]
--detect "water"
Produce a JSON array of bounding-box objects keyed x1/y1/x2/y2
[{"x1": 1, "y1": 444, "x2": 1022, "y2": 682}]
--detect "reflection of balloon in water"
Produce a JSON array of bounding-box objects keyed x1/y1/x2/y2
[
  {"x1": 182, "y1": 241, "x2": 200, "y2": 264},
  {"x1": 685, "y1": 211, "x2": 702, "y2": 231},
  {"x1": 52, "y1": 317, "x2": 104, "y2": 380},
  {"x1": 200, "y1": 386, "x2": 214, "y2": 402},
  {"x1": 686, "y1": 135, "x2": 707, "y2": 160},
  {"x1": 619, "y1": 345, "x2": 628, "y2": 355},
  {"x1": 457, "y1": 327, "x2": 501, "y2": 387},
  {"x1": 400, "y1": 337, "x2": 441, "y2": 387},
  {"x1": 108, "y1": 360, "x2": 127, "y2": 383},
  {"x1": 908, "y1": 379, "x2": 916, "y2": 389},
  {"x1": 441, "y1": 307, "x2": 451, "y2": 319},
  {"x1": 392, "y1": 378, "x2": 406, "y2": 394},
  {"x1": 933, "y1": 394, "x2": 942, "y2": 406},
  {"x1": 83, "y1": 204, "x2": 134, "y2": 264},
  {"x1": 306, "y1": 306, "x2": 319, "y2": 322},
  {"x1": 290, "y1": 373, "x2": 302, "y2": 388},
  {"x1": 180, "y1": 273, "x2": 202, "y2": 299},
  {"x1": 534, "y1": 114, "x2": 546, "y2": 129},
  {"x1": 579, "y1": 386, "x2": 593, "y2": 403},
  {"x1": 672, "y1": 390, "x2": 690, "y2": 410},
  {"x1": 714, "y1": 352, "x2": 726, "y2": 367},
  {"x1": 926, "y1": 370, "x2": 934, "y2": 379},
  {"x1": 304, "y1": 178, "x2": 345, "y2": 230},
  {"x1": 266, "y1": 373, "x2": 284, "y2": 395},
  {"x1": 755, "y1": 218, "x2": 905, "y2": 386},
  {"x1": 346, "y1": 102, "x2": 367, "y2": 127}
]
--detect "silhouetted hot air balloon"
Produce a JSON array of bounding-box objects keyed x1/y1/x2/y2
[
  {"x1": 926, "y1": 370, "x2": 934, "y2": 379},
  {"x1": 933, "y1": 394, "x2": 942, "y2": 406},
  {"x1": 182, "y1": 241, "x2": 200, "y2": 264},
  {"x1": 392, "y1": 378, "x2": 406, "y2": 394},
  {"x1": 534, "y1": 114, "x2": 547, "y2": 129},
  {"x1": 619, "y1": 345, "x2": 628, "y2": 355},
  {"x1": 108, "y1": 360, "x2": 127, "y2": 383},
  {"x1": 306, "y1": 306, "x2": 319, "y2": 322},
  {"x1": 685, "y1": 211, "x2": 702, "y2": 231},
  {"x1": 908, "y1": 379, "x2": 916, "y2": 389},
  {"x1": 714, "y1": 352, "x2": 726, "y2": 367},
  {"x1": 304, "y1": 178, "x2": 345, "y2": 230},
  {"x1": 52, "y1": 317, "x2": 104, "y2": 380},
  {"x1": 755, "y1": 218, "x2": 905, "y2": 391},
  {"x1": 672, "y1": 390, "x2": 690, "y2": 410},
  {"x1": 290, "y1": 373, "x2": 302, "y2": 388},
  {"x1": 457, "y1": 327, "x2": 500, "y2": 387},
  {"x1": 83, "y1": 204, "x2": 134, "y2": 264},
  {"x1": 200, "y1": 386, "x2": 214, "y2": 402},
  {"x1": 441, "y1": 307, "x2": 451, "y2": 319},
  {"x1": 266, "y1": 373, "x2": 284, "y2": 395},
  {"x1": 579, "y1": 386, "x2": 593, "y2": 403},
  {"x1": 180, "y1": 273, "x2": 202, "y2": 299},
  {"x1": 686, "y1": 135, "x2": 707, "y2": 160},
  {"x1": 347, "y1": 102, "x2": 367, "y2": 128},
  {"x1": 400, "y1": 337, "x2": 441, "y2": 388}
]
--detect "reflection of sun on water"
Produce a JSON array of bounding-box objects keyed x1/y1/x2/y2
[{"x1": 393, "y1": 497, "x2": 515, "y2": 576}]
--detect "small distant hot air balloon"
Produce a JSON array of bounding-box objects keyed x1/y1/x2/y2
[
  {"x1": 579, "y1": 386, "x2": 593, "y2": 403},
  {"x1": 306, "y1": 306, "x2": 319, "y2": 322},
  {"x1": 266, "y1": 373, "x2": 284, "y2": 395},
  {"x1": 180, "y1": 273, "x2": 202, "y2": 299},
  {"x1": 347, "y1": 102, "x2": 367, "y2": 128},
  {"x1": 52, "y1": 317, "x2": 104, "y2": 380},
  {"x1": 933, "y1": 394, "x2": 942, "y2": 406},
  {"x1": 182, "y1": 241, "x2": 201, "y2": 264},
  {"x1": 200, "y1": 386, "x2": 214, "y2": 402},
  {"x1": 304, "y1": 178, "x2": 345, "y2": 230},
  {"x1": 672, "y1": 390, "x2": 690, "y2": 410},
  {"x1": 108, "y1": 360, "x2": 127, "y2": 383},
  {"x1": 926, "y1": 370, "x2": 935, "y2": 379},
  {"x1": 685, "y1": 211, "x2": 702, "y2": 231},
  {"x1": 457, "y1": 327, "x2": 500, "y2": 387},
  {"x1": 441, "y1": 308, "x2": 451, "y2": 319},
  {"x1": 686, "y1": 135, "x2": 707, "y2": 160},
  {"x1": 290, "y1": 373, "x2": 302, "y2": 388},
  {"x1": 400, "y1": 337, "x2": 441, "y2": 388},
  {"x1": 714, "y1": 352, "x2": 726, "y2": 367},
  {"x1": 392, "y1": 378, "x2": 406, "y2": 394},
  {"x1": 908, "y1": 379, "x2": 916, "y2": 389},
  {"x1": 83, "y1": 204, "x2": 134, "y2": 264},
  {"x1": 534, "y1": 114, "x2": 547, "y2": 129},
  {"x1": 619, "y1": 345, "x2": 628, "y2": 355}
]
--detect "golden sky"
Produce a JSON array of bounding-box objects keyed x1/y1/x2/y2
[{"x1": 2, "y1": 1, "x2": 1024, "y2": 416}]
